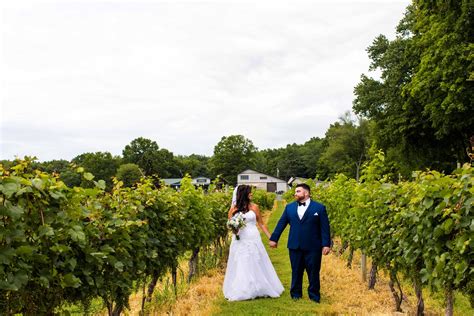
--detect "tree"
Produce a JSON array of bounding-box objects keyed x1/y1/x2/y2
[
  {"x1": 156, "y1": 148, "x2": 181, "y2": 178},
  {"x1": 34, "y1": 159, "x2": 82, "y2": 187},
  {"x1": 174, "y1": 154, "x2": 211, "y2": 177},
  {"x1": 33, "y1": 159, "x2": 70, "y2": 174},
  {"x1": 122, "y1": 137, "x2": 179, "y2": 178},
  {"x1": 254, "y1": 148, "x2": 282, "y2": 179},
  {"x1": 210, "y1": 135, "x2": 257, "y2": 184},
  {"x1": 275, "y1": 144, "x2": 308, "y2": 181},
  {"x1": 353, "y1": 1, "x2": 473, "y2": 175},
  {"x1": 59, "y1": 169, "x2": 82, "y2": 188},
  {"x1": 300, "y1": 137, "x2": 325, "y2": 179},
  {"x1": 116, "y1": 163, "x2": 143, "y2": 187},
  {"x1": 254, "y1": 137, "x2": 326, "y2": 181},
  {"x1": 318, "y1": 113, "x2": 371, "y2": 180},
  {"x1": 72, "y1": 152, "x2": 121, "y2": 189}
]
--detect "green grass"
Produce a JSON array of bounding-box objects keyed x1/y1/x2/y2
[{"x1": 211, "y1": 201, "x2": 331, "y2": 315}]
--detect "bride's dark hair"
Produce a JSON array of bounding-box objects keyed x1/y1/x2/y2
[{"x1": 233, "y1": 185, "x2": 252, "y2": 216}]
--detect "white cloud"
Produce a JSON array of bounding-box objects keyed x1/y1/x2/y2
[{"x1": 1, "y1": 0, "x2": 410, "y2": 161}]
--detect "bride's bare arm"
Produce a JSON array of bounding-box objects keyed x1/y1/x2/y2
[
  {"x1": 252, "y1": 204, "x2": 271, "y2": 239},
  {"x1": 228, "y1": 206, "x2": 236, "y2": 219}
]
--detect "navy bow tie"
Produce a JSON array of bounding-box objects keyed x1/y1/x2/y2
[{"x1": 298, "y1": 201, "x2": 306, "y2": 207}]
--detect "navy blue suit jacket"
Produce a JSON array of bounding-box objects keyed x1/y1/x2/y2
[{"x1": 270, "y1": 200, "x2": 331, "y2": 250}]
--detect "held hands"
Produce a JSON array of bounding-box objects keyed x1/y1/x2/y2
[
  {"x1": 268, "y1": 241, "x2": 329, "y2": 253},
  {"x1": 268, "y1": 242, "x2": 329, "y2": 253}
]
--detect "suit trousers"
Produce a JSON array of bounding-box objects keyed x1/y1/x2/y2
[{"x1": 289, "y1": 248, "x2": 322, "y2": 301}]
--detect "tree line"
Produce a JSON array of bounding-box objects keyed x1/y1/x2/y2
[{"x1": 2, "y1": 125, "x2": 372, "y2": 189}]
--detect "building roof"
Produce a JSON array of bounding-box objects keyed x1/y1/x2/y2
[
  {"x1": 239, "y1": 169, "x2": 260, "y2": 174},
  {"x1": 288, "y1": 177, "x2": 308, "y2": 185},
  {"x1": 162, "y1": 177, "x2": 212, "y2": 186},
  {"x1": 238, "y1": 169, "x2": 286, "y2": 183},
  {"x1": 162, "y1": 178, "x2": 182, "y2": 186}
]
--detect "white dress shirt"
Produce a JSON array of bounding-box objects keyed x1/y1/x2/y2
[{"x1": 297, "y1": 198, "x2": 310, "y2": 220}]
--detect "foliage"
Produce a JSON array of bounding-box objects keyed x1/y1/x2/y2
[
  {"x1": 0, "y1": 159, "x2": 231, "y2": 315},
  {"x1": 316, "y1": 152, "x2": 473, "y2": 312},
  {"x1": 72, "y1": 152, "x2": 121, "y2": 189},
  {"x1": 33, "y1": 159, "x2": 70, "y2": 174},
  {"x1": 116, "y1": 163, "x2": 143, "y2": 187},
  {"x1": 353, "y1": 1, "x2": 473, "y2": 175},
  {"x1": 174, "y1": 154, "x2": 211, "y2": 178},
  {"x1": 28, "y1": 159, "x2": 82, "y2": 188},
  {"x1": 210, "y1": 135, "x2": 257, "y2": 184},
  {"x1": 122, "y1": 137, "x2": 179, "y2": 178},
  {"x1": 251, "y1": 189, "x2": 276, "y2": 211},
  {"x1": 256, "y1": 137, "x2": 326, "y2": 181},
  {"x1": 318, "y1": 113, "x2": 371, "y2": 180}
]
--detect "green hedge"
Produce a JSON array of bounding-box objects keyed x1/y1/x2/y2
[{"x1": 252, "y1": 189, "x2": 276, "y2": 211}]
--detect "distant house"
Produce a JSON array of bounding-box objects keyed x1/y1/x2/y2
[
  {"x1": 162, "y1": 176, "x2": 211, "y2": 189},
  {"x1": 237, "y1": 169, "x2": 289, "y2": 193}
]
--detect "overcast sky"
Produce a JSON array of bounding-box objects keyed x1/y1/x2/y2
[{"x1": 1, "y1": 0, "x2": 410, "y2": 161}]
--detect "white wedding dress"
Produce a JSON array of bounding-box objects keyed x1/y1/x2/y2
[{"x1": 223, "y1": 210, "x2": 284, "y2": 301}]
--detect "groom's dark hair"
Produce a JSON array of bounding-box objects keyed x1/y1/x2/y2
[{"x1": 295, "y1": 183, "x2": 311, "y2": 193}]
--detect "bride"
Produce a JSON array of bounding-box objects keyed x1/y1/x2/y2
[{"x1": 223, "y1": 185, "x2": 284, "y2": 301}]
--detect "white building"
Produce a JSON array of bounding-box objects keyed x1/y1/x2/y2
[{"x1": 237, "y1": 169, "x2": 289, "y2": 193}]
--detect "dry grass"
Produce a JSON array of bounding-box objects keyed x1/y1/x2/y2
[
  {"x1": 317, "y1": 243, "x2": 446, "y2": 315},
  {"x1": 325, "y1": 246, "x2": 468, "y2": 315},
  {"x1": 122, "y1": 255, "x2": 226, "y2": 316},
  {"x1": 163, "y1": 269, "x2": 225, "y2": 316},
  {"x1": 319, "y1": 247, "x2": 394, "y2": 314}
]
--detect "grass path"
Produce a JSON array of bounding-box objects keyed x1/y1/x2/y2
[
  {"x1": 209, "y1": 200, "x2": 395, "y2": 315},
  {"x1": 207, "y1": 201, "x2": 470, "y2": 315}
]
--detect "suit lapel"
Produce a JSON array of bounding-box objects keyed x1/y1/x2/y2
[{"x1": 300, "y1": 200, "x2": 314, "y2": 223}]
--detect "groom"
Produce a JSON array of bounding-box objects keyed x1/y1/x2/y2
[{"x1": 269, "y1": 183, "x2": 331, "y2": 303}]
